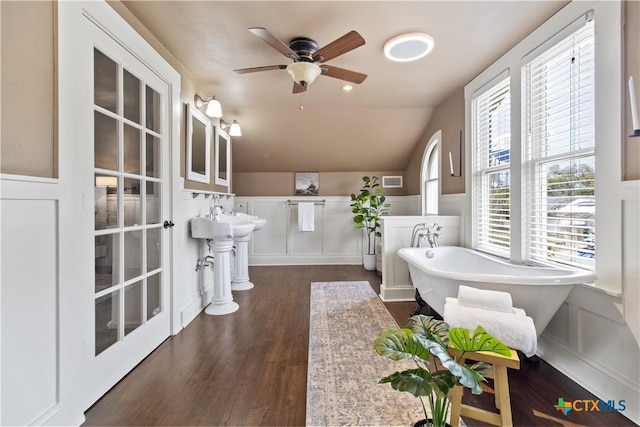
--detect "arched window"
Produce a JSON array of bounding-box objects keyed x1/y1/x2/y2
[{"x1": 421, "y1": 131, "x2": 440, "y2": 215}]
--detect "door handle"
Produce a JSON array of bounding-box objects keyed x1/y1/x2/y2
[{"x1": 163, "y1": 220, "x2": 175, "y2": 229}]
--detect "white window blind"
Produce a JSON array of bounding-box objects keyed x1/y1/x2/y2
[
  {"x1": 523, "y1": 18, "x2": 595, "y2": 271},
  {"x1": 472, "y1": 77, "x2": 511, "y2": 256},
  {"x1": 425, "y1": 146, "x2": 439, "y2": 214}
]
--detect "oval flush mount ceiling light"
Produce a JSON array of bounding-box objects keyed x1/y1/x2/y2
[{"x1": 384, "y1": 32, "x2": 434, "y2": 62}]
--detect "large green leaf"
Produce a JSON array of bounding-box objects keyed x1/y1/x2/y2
[
  {"x1": 379, "y1": 368, "x2": 435, "y2": 397},
  {"x1": 406, "y1": 315, "x2": 449, "y2": 347},
  {"x1": 374, "y1": 329, "x2": 431, "y2": 362},
  {"x1": 448, "y1": 326, "x2": 511, "y2": 356}
]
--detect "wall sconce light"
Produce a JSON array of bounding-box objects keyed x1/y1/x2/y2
[
  {"x1": 194, "y1": 94, "x2": 223, "y2": 118},
  {"x1": 221, "y1": 119, "x2": 242, "y2": 137},
  {"x1": 449, "y1": 130, "x2": 463, "y2": 177}
]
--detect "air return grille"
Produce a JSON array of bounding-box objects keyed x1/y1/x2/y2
[{"x1": 382, "y1": 176, "x2": 403, "y2": 188}]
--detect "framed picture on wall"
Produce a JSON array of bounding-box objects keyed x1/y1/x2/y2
[{"x1": 295, "y1": 172, "x2": 319, "y2": 195}]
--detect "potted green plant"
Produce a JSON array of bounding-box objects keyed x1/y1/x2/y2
[
  {"x1": 350, "y1": 176, "x2": 390, "y2": 270},
  {"x1": 374, "y1": 315, "x2": 511, "y2": 427}
]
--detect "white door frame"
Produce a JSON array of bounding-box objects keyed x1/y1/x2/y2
[{"x1": 57, "y1": 1, "x2": 181, "y2": 423}]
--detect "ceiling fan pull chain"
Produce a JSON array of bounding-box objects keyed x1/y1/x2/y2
[{"x1": 299, "y1": 93, "x2": 305, "y2": 110}]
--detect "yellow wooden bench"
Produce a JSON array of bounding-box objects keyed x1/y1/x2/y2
[{"x1": 449, "y1": 347, "x2": 520, "y2": 427}]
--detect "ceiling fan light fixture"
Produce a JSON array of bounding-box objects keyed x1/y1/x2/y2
[
  {"x1": 286, "y1": 62, "x2": 322, "y2": 86},
  {"x1": 384, "y1": 32, "x2": 434, "y2": 62}
]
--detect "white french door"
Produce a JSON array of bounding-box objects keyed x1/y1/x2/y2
[{"x1": 82, "y1": 12, "x2": 173, "y2": 407}]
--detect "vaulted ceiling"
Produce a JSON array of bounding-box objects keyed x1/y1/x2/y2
[{"x1": 122, "y1": 1, "x2": 568, "y2": 173}]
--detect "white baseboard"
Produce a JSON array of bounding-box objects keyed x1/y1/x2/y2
[
  {"x1": 537, "y1": 335, "x2": 640, "y2": 425},
  {"x1": 179, "y1": 283, "x2": 212, "y2": 329},
  {"x1": 249, "y1": 255, "x2": 362, "y2": 266},
  {"x1": 379, "y1": 283, "x2": 415, "y2": 301}
]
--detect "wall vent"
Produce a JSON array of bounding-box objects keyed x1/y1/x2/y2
[{"x1": 382, "y1": 175, "x2": 403, "y2": 188}]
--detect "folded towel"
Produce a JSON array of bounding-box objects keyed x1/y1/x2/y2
[
  {"x1": 457, "y1": 285, "x2": 514, "y2": 313},
  {"x1": 298, "y1": 202, "x2": 315, "y2": 232},
  {"x1": 444, "y1": 297, "x2": 537, "y2": 357}
]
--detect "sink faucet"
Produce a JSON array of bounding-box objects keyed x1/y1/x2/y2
[{"x1": 209, "y1": 205, "x2": 224, "y2": 221}]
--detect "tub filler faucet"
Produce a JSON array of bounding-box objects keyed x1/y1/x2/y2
[{"x1": 410, "y1": 223, "x2": 443, "y2": 248}]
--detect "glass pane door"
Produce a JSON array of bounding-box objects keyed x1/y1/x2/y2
[{"x1": 93, "y1": 47, "x2": 164, "y2": 356}]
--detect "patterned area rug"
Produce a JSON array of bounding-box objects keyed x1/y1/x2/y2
[{"x1": 306, "y1": 281, "x2": 426, "y2": 426}]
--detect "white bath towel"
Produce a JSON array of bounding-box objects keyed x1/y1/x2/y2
[
  {"x1": 298, "y1": 202, "x2": 315, "y2": 232},
  {"x1": 457, "y1": 285, "x2": 514, "y2": 313},
  {"x1": 444, "y1": 297, "x2": 537, "y2": 357}
]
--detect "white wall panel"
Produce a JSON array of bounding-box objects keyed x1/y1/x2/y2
[
  {"x1": 236, "y1": 196, "x2": 422, "y2": 265},
  {"x1": 249, "y1": 200, "x2": 288, "y2": 256},
  {"x1": 322, "y1": 201, "x2": 360, "y2": 256},
  {"x1": 622, "y1": 199, "x2": 640, "y2": 344},
  {"x1": 1, "y1": 199, "x2": 58, "y2": 426},
  {"x1": 289, "y1": 204, "x2": 323, "y2": 254},
  {"x1": 380, "y1": 215, "x2": 460, "y2": 301},
  {"x1": 579, "y1": 309, "x2": 639, "y2": 386}
]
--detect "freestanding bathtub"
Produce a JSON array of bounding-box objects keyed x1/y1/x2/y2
[{"x1": 397, "y1": 246, "x2": 597, "y2": 336}]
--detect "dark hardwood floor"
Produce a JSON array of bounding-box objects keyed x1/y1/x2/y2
[{"x1": 83, "y1": 266, "x2": 636, "y2": 427}]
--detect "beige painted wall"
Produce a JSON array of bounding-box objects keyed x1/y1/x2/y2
[
  {"x1": 404, "y1": 88, "x2": 465, "y2": 196},
  {"x1": 3, "y1": 1, "x2": 637, "y2": 188},
  {"x1": 624, "y1": 0, "x2": 640, "y2": 181},
  {"x1": 1, "y1": 1, "x2": 57, "y2": 178},
  {"x1": 234, "y1": 171, "x2": 406, "y2": 197},
  {"x1": 0, "y1": 0, "x2": 229, "y2": 192},
  {"x1": 107, "y1": 1, "x2": 229, "y2": 193}
]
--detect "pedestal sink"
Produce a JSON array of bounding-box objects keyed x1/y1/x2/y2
[
  {"x1": 191, "y1": 216, "x2": 255, "y2": 315},
  {"x1": 219, "y1": 213, "x2": 267, "y2": 291}
]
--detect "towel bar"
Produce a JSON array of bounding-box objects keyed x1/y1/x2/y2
[{"x1": 287, "y1": 199, "x2": 326, "y2": 206}]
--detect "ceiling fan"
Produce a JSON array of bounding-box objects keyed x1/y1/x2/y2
[{"x1": 234, "y1": 27, "x2": 367, "y2": 93}]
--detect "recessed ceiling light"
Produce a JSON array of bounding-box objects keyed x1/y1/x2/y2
[
  {"x1": 384, "y1": 32, "x2": 434, "y2": 62},
  {"x1": 342, "y1": 84, "x2": 353, "y2": 92}
]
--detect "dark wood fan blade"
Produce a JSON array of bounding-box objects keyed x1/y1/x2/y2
[
  {"x1": 293, "y1": 82, "x2": 307, "y2": 94},
  {"x1": 321, "y1": 65, "x2": 367, "y2": 84},
  {"x1": 234, "y1": 65, "x2": 287, "y2": 74},
  {"x1": 312, "y1": 31, "x2": 365, "y2": 63},
  {"x1": 249, "y1": 27, "x2": 299, "y2": 61}
]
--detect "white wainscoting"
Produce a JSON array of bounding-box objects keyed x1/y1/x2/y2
[
  {"x1": 234, "y1": 196, "x2": 420, "y2": 266},
  {"x1": 430, "y1": 186, "x2": 640, "y2": 424},
  {"x1": 538, "y1": 184, "x2": 640, "y2": 425},
  {"x1": 379, "y1": 216, "x2": 461, "y2": 301},
  {"x1": 1, "y1": 176, "x2": 61, "y2": 426},
  {"x1": 449, "y1": 182, "x2": 640, "y2": 425}
]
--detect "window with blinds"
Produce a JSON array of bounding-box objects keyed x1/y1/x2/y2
[
  {"x1": 472, "y1": 76, "x2": 511, "y2": 256},
  {"x1": 425, "y1": 146, "x2": 439, "y2": 215},
  {"x1": 523, "y1": 17, "x2": 595, "y2": 271}
]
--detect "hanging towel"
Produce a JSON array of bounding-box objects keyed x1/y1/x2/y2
[
  {"x1": 298, "y1": 202, "x2": 315, "y2": 232},
  {"x1": 444, "y1": 297, "x2": 537, "y2": 357}
]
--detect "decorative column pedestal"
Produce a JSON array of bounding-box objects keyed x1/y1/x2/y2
[
  {"x1": 205, "y1": 238, "x2": 239, "y2": 315},
  {"x1": 231, "y1": 234, "x2": 254, "y2": 291}
]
